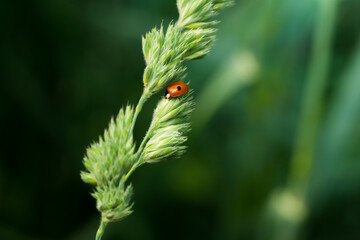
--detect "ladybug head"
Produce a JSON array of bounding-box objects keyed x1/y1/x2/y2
[{"x1": 164, "y1": 89, "x2": 171, "y2": 99}]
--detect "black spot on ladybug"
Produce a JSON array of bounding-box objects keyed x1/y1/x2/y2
[{"x1": 177, "y1": 86, "x2": 182, "y2": 91}]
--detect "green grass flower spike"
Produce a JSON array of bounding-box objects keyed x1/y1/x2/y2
[{"x1": 81, "y1": 0, "x2": 233, "y2": 239}]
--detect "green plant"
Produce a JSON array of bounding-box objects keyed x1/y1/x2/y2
[
  {"x1": 80, "y1": 0, "x2": 233, "y2": 239},
  {"x1": 266, "y1": 0, "x2": 339, "y2": 239}
]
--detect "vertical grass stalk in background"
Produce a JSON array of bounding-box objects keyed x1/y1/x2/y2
[
  {"x1": 290, "y1": 0, "x2": 338, "y2": 196},
  {"x1": 270, "y1": 0, "x2": 339, "y2": 239},
  {"x1": 310, "y1": 39, "x2": 360, "y2": 208},
  {"x1": 80, "y1": 1, "x2": 233, "y2": 239}
]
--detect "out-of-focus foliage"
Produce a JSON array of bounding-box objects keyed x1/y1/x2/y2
[{"x1": 0, "y1": 0, "x2": 359, "y2": 240}]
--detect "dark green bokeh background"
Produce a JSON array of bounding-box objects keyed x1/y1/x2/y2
[{"x1": 1, "y1": 0, "x2": 360, "y2": 239}]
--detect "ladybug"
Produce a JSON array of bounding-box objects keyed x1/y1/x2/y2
[{"x1": 164, "y1": 82, "x2": 189, "y2": 99}]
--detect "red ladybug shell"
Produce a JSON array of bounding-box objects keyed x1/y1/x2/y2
[{"x1": 164, "y1": 82, "x2": 189, "y2": 99}]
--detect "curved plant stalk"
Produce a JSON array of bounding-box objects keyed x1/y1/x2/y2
[
  {"x1": 95, "y1": 219, "x2": 107, "y2": 240},
  {"x1": 80, "y1": 1, "x2": 233, "y2": 239}
]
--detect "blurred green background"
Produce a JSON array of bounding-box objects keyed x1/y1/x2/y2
[{"x1": 1, "y1": 0, "x2": 360, "y2": 239}]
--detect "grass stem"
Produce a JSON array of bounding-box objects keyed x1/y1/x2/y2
[
  {"x1": 95, "y1": 219, "x2": 108, "y2": 240},
  {"x1": 289, "y1": 0, "x2": 338, "y2": 197},
  {"x1": 270, "y1": 0, "x2": 339, "y2": 239},
  {"x1": 131, "y1": 90, "x2": 149, "y2": 133}
]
